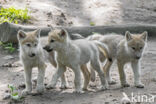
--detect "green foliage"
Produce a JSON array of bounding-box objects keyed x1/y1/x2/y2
[
  {"x1": 92, "y1": 32, "x2": 99, "y2": 34},
  {"x1": 0, "y1": 7, "x2": 30, "y2": 24},
  {"x1": 90, "y1": 22, "x2": 95, "y2": 26},
  {"x1": 8, "y1": 84, "x2": 21, "y2": 100},
  {"x1": 0, "y1": 41, "x2": 16, "y2": 53}
]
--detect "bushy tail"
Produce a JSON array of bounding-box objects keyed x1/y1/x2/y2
[
  {"x1": 90, "y1": 41, "x2": 111, "y2": 82},
  {"x1": 94, "y1": 41, "x2": 110, "y2": 60}
]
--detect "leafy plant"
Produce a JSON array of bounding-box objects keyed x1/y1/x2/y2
[
  {"x1": 0, "y1": 41, "x2": 16, "y2": 53},
  {"x1": 92, "y1": 32, "x2": 99, "y2": 34},
  {"x1": 0, "y1": 7, "x2": 30, "y2": 24},
  {"x1": 90, "y1": 22, "x2": 95, "y2": 26},
  {"x1": 8, "y1": 84, "x2": 21, "y2": 100}
]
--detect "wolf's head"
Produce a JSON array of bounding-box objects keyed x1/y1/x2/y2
[
  {"x1": 17, "y1": 29, "x2": 41, "y2": 58},
  {"x1": 43, "y1": 28, "x2": 68, "y2": 52},
  {"x1": 125, "y1": 31, "x2": 148, "y2": 60}
]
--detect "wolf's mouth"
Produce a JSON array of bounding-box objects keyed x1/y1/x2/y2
[{"x1": 43, "y1": 46, "x2": 53, "y2": 52}]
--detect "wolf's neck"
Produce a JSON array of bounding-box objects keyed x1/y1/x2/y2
[{"x1": 56, "y1": 38, "x2": 72, "y2": 53}]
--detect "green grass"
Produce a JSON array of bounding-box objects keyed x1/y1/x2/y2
[
  {"x1": 0, "y1": 7, "x2": 30, "y2": 24},
  {"x1": 0, "y1": 41, "x2": 16, "y2": 53},
  {"x1": 8, "y1": 84, "x2": 21, "y2": 100},
  {"x1": 90, "y1": 22, "x2": 95, "y2": 26}
]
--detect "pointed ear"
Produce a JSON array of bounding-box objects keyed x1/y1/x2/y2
[
  {"x1": 34, "y1": 29, "x2": 41, "y2": 38},
  {"x1": 125, "y1": 31, "x2": 132, "y2": 41},
  {"x1": 17, "y1": 30, "x2": 26, "y2": 40},
  {"x1": 141, "y1": 31, "x2": 148, "y2": 41},
  {"x1": 59, "y1": 29, "x2": 67, "y2": 37}
]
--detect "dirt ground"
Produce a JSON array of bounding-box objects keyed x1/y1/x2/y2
[
  {"x1": 1, "y1": 0, "x2": 156, "y2": 26},
  {"x1": 0, "y1": 38, "x2": 156, "y2": 104},
  {"x1": 0, "y1": 0, "x2": 156, "y2": 104}
]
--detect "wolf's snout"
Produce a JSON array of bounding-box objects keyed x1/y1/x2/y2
[
  {"x1": 43, "y1": 45, "x2": 53, "y2": 52},
  {"x1": 29, "y1": 53, "x2": 36, "y2": 57}
]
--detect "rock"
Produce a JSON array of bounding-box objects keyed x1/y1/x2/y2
[
  {"x1": 3, "y1": 93, "x2": 11, "y2": 100},
  {"x1": 3, "y1": 55, "x2": 14, "y2": 60},
  {"x1": 112, "y1": 99, "x2": 117, "y2": 101},
  {"x1": 18, "y1": 83, "x2": 25, "y2": 89},
  {"x1": 5, "y1": 90, "x2": 9, "y2": 93},
  {"x1": 2, "y1": 63, "x2": 12, "y2": 67},
  {"x1": 2, "y1": 62, "x2": 18, "y2": 67},
  {"x1": 151, "y1": 78, "x2": 156, "y2": 82}
]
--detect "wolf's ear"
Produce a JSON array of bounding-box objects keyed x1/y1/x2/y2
[
  {"x1": 34, "y1": 29, "x2": 41, "y2": 38},
  {"x1": 17, "y1": 30, "x2": 26, "y2": 40},
  {"x1": 141, "y1": 31, "x2": 148, "y2": 41},
  {"x1": 59, "y1": 29, "x2": 67, "y2": 37},
  {"x1": 125, "y1": 31, "x2": 132, "y2": 41}
]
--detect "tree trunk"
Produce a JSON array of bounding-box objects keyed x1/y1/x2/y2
[{"x1": 0, "y1": 22, "x2": 155, "y2": 43}]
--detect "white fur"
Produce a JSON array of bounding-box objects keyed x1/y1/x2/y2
[
  {"x1": 17, "y1": 29, "x2": 46, "y2": 96},
  {"x1": 45, "y1": 29, "x2": 108, "y2": 92},
  {"x1": 88, "y1": 32, "x2": 147, "y2": 88}
]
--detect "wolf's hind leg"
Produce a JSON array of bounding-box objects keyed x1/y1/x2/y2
[
  {"x1": 81, "y1": 64, "x2": 90, "y2": 91},
  {"x1": 91, "y1": 59, "x2": 108, "y2": 90},
  {"x1": 72, "y1": 65, "x2": 83, "y2": 93}
]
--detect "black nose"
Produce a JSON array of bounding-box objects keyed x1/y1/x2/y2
[
  {"x1": 136, "y1": 56, "x2": 140, "y2": 60},
  {"x1": 43, "y1": 46, "x2": 53, "y2": 52},
  {"x1": 29, "y1": 53, "x2": 35, "y2": 57}
]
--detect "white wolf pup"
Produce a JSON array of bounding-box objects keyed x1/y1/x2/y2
[
  {"x1": 44, "y1": 28, "x2": 109, "y2": 92},
  {"x1": 17, "y1": 29, "x2": 46, "y2": 96},
  {"x1": 89, "y1": 31, "x2": 148, "y2": 88}
]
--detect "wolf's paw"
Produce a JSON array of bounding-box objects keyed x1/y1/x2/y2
[
  {"x1": 108, "y1": 80, "x2": 116, "y2": 85},
  {"x1": 36, "y1": 85, "x2": 44, "y2": 93},
  {"x1": 135, "y1": 83, "x2": 144, "y2": 88},
  {"x1": 60, "y1": 84, "x2": 68, "y2": 89},
  {"x1": 89, "y1": 81, "x2": 96, "y2": 87},
  {"x1": 46, "y1": 84, "x2": 55, "y2": 89},
  {"x1": 21, "y1": 89, "x2": 31, "y2": 96},
  {"x1": 74, "y1": 89, "x2": 84, "y2": 93},
  {"x1": 82, "y1": 87, "x2": 88, "y2": 91},
  {"x1": 122, "y1": 83, "x2": 130, "y2": 87},
  {"x1": 100, "y1": 85, "x2": 108, "y2": 91}
]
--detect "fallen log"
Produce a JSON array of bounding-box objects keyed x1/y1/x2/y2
[{"x1": 0, "y1": 22, "x2": 156, "y2": 43}]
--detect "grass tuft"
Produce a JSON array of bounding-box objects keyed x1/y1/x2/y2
[{"x1": 0, "y1": 7, "x2": 30, "y2": 24}]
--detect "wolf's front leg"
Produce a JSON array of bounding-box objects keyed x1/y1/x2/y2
[
  {"x1": 22, "y1": 66, "x2": 32, "y2": 96},
  {"x1": 117, "y1": 61, "x2": 130, "y2": 87},
  {"x1": 36, "y1": 64, "x2": 46, "y2": 93},
  {"x1": 46, "y1": 63, "x2": 66, "y2": 89},
  {"x1": 131, "y1": 61, "x2": 144, "y2": 88},
  {"x1": 60, "y1": 71, "x2": 68, "y2": 89},
  {"x1": 103, "y1": 59, "x2": 116, "y2": 85}
]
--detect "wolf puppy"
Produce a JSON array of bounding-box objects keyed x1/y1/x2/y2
[
  {"x1": 44, "y1": 28, "x2": 109, "y2": 92},
  {"x1": 17, "y1": 29, "x2": 46, "y2": 96},
  {"x1": 89, "y1": 31, "x2": 148, "y2": 88}
]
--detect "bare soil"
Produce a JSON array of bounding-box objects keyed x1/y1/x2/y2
[{"x1": 0, "y1": 0, "x2": 156, "y2": 104}]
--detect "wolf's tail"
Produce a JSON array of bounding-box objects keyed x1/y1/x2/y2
[
  {"x1": 90, "y1": 41, "x2": 111, "y2": 82},
  {"x1": 94, "y1": 41, "x2": 111, "y2": 60}
]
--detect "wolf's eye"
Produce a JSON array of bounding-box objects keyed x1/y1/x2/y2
[
  {"x1": 26, "y1": 44, "x2": 31, "y2": 47},
  {"x1": 50, "y1": 39, "x2": 54, "y2": 43},
  {"x1": 131, "y1": 47, "x2": 135, "y2": 50}
]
